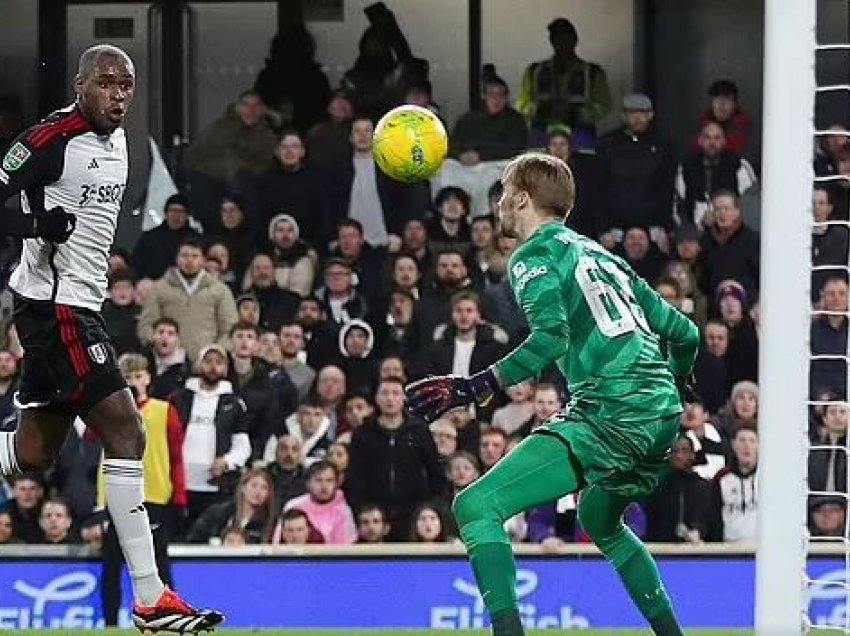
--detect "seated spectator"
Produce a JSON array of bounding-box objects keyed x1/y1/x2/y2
[
  {"x1": 715, "y1": 280, "x2": 758, "y2": 385},
  {"x1": 281, "y1": 461, "x2": 356, "y2": 545},
  {"x1": 0, "y1": 350, "x2": 19, "y2": 426},
  {"x1": 356, "y1": 504, "x2": 391, "y2": 544},
  {"x1": 430, "y1": 418, "x2": 459, "y2": 461},
  {"x1": 315, "y1": 258, "x2": 371, "y2": 330},
  {"x1": 546, "y1": 128, "x2": 603, "y2": 241},
  {"x1": 491, "y1": 380, "x2": 535, "y2": 435},
  {"x1": 306, "y1": 89, "x2": 354, "y2": 169},
  {"x1": 278, "y1": 322, "x2": 317, "y2": 402},
  {"x1": 187, "y1": 468, "x2": 277, "y2": 544},
  {"x1": 329, "y1": 218, "x2": 389, "y2": 313},
  {"x1": 380, "y1": 288, "x2": 416, "y2": 362},
  {"x1": 515, "y1": 383, "x2": 563, "y2": 438},
  {"x1": 336, "y1": 320, "x2": 379, "y2": 396},
  {"x1": 0, "y1": 510, "x2": 15, "y2": 544},
  {"x1": 811, "y1": 276, "x2": 849, "y2": 399},
  {"x1": 697, "y1": 190, "x2": 760, "y2": 298},
  {"x1": 479, "y1": 426, "x2": 508, "y2": 473},
  {"x1": 146, "y1": 317, "x2": 191, "y2": 400},
  {"x1": 275, "y1": 508, "x2": 324, "y2": 545},
  {"x1": 138, "y1": 237, "x2": 239, "y2": 362},
  {"x1": 184, "y1": 90, "x2": 279, "y2": 227},
  {"x1": 693, "y1": 80, "x2": 751, "y2": 156},
  {"x1": 102, "y1": 268, "x2": 142, "y2": 356},
  {"x1": 709, "y1": 425, "x2": 758, "y2": 542},
  {"x1": 38, "y1": 499, "x2": 79, "y2": 545},
  {"x1": 681, "y1": 403, "x2": 727, "y2": 480},
  {"x1": 132, "y1": 194, "x2": 201, "y2": 281},
  {"x1": 346, "y1": 378, "x2": 445, "y2": 541},
  {"x1": 451, "y1": 72, "x2": 527, "y2": 164},
  {"x1": 598, "y1": 93, "x2": 675, "y2": 248},
  {"x1": 615, "y1": 225, "x2": 668, "y2": 284},
  {"x1": 812, "y1": 185, "x2": 850, "y2": 299},
  {"x1": 644, "y1": 435, "x2": 712, "y2": 543},
  {"x1": 244, "y1": 253, "x2": 302, "y2": 332},
  {"x1": 171, "y1": 344, "x2": 251, "y2": 526},
  {"x1": 265, "y1": 435, "x2": 307, "y2": 510},
  {"x1": 809, "y1": 496, "x2": 847, "y2": 539},
  {"x1": 663, "y1": 260, "x2": 708, "y2": 329},
  {"x1": 427, "y1": 187, "x2": 472, "y2": 255},
  {"x1": 676, "y1": 124, "x2": 757, "y2": 228},
  {"x1": 1, "y1": 473, "x2": 45, "y2": 543},
  {"x1": 409, "y1": 503, "x2": 452, "y2": 543},
  {"x1": 693, "y1": 319, "x2": 731, "y2": 414},
  {"x1": 247, "y1": 129, "x2": 329, "y2": 248},
  {"x1": 284, "y1": 397, "x2": 332, "y2": 465},
  {"x1": 314, "y1": 365, "x2": 347, "y2": 437},
  {"x1": 809, "y1": 400, "x2": 849, "y2": 494},
  {"x1": 713, "y1": 380, "x2": 758, "y2": 438},
  {"x1": 265, "y1": 214, "x2": 315, "y2": 297}
]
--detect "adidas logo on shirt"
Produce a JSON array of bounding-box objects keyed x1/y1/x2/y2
[{"x1": 87, "y1": 158, "x2": 99, "y2": 170}]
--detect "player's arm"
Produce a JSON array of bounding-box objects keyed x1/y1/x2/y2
[
  {"x1": 632, "y1": 274, "x2": 700, "y2": 377},
  {"x1": 0, "y1": 134, "x2": 75, "y2": 241}
]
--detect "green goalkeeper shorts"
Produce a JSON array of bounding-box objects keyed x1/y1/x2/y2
[{"x1": 535, "y1": 407, "x2": 681, "y2": 499}]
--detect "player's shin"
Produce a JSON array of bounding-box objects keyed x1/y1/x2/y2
[{"x1": 0, "y1": 431, "x2": 20, "y2": 475}]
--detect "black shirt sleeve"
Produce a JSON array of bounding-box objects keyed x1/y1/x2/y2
[{"x1": 0, "y1": 132, "x2": 64, "y2": 236}]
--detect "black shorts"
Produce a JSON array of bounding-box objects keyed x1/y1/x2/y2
[{"x1": 13, "y1": 293, "x2": 126, "y2": 415}]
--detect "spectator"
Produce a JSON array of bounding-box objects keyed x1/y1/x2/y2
[
  {"x1": 102, "y1": 268, "x2": 142, "y2": 356},
  {"x1": 0, "y1": 350, "x2": 19, "y2": 425},
  {"x1": 681, "y1": 402, "x2": 727, "y2": 480},
  {"x1": 171, "y1": 344, "x2": 251, "y2": 526},
  {"x1": 615, "y1": 225, "x2": 669, "y2": 284},
  {"x1": 184, "y1": 90, "x2": 279, "y2": 227},
  {"x1": 221, "y1": 526, "x2": 247, "y2": 546},
  {"x1": 451, "y1": 73, "x2": 527, "y2": 164},
  {"x1": 146, "y1": 317, "x2": 191, "y2": 400},
  {"x1": 676, "y1": 124, "x2": 757, "y2": 228},
  {"x1": 663, "y1": 259, "x2": 708, "y2": 329},
  {"x1": 265, "y1": 434, "x2": 307, "y2": 510},
  {"x1": 402, "y1": 219, "x2": 433, "y2": 277},
  {"x1": 713, "y1": 380, "x2": 758, "y2": 438},
  {"x1": 244, "y1": 253, "x2": 302, "y2": 332},
  {"x1": 346, "y1": 378, "x2": 445, "y2": 541},
  {"x1": 811, "y1": 276, "x2": 849, "y2": 399},
  {"x1": 275, "y1": 508, "x2": 324, "y2": 545},
  {"x1": 409, "y1": 503, "x2": 451, "y2": 542},
  {"x1": 809, "y1": 496, "x2": 847, "y2": 539},
  {"x1": 338, "y1": 393, "x2": 376, "y2": 443},
  {"x1": 187, "y1": 468, "x2": 277, "y2": 544},
  {"x1": 138, "y1": 237, "x2": 239, "y2": 362},
  {"x1": 328, "y1": 442, "x2": 350, "y2": 486},
  {"x1": 134, "y1": 277, "x2": 154, "y2": 308},
  {"x1": 329, "y1": 219, "x2": 387, "y2": 316},
  {"x1": 697, "y1": 190, "x2": 760, "y2": 298},
  {"x1": 258, "y1": 329, "x2": 283, "y2": 366},
  {"x1": 516, "y1": 383, "x2": 563, "y2": 438},
  {"x1": 598, "y1": 93, "x2": 675, "y2": 248},
  {"x1": 38, "y1": 499, "x2": 79, "y2": 545},
  {"x1": 430, "y1": 418, "x2": 459, "y2": 461},
  {"x1": 315, "y1": 258, "x2": 370, "y2": 329},
  {"x1": 247, "y1": 129, "x2": 329, "y2": 248},
  {"x1": 427, "y1": 187, "x2": 472, "y2": 255},
  {"x1": 809, "y1": 401, "x2": 849, "y2": 494},
  {"x1": 444, "y1": 451, "x2": 482, "y2": 510},
  {"x1": 205, "y1": 241, "x2": 239, "y2": 294},
  {"x1": 545, "y1": 128, "x2": 603, "y2": 240},
  {"x1": 491, "y1": 380, "x2": 535, "y2": 435},
  {"x1": 131, "y1": 194, "x2": 201, "y2": 281},
  {"x1": 280, "y1": 461, "x2": 356, "y2": 545},
  {"x1": 479, "y1": 426, "x2": 508, "y2": 472},
  {"x1": 378, "y1": 355, "x2": 408, "y2": 384},
  {"x1": 279, "y1": 322, "x2": 317, "y2": 402},
  {"x1": 284, "y1": 396, "x2": 332, "y2": 465},
  {"x1": 468, "y1": 215, "x2": 507, "y2": 288},
  {"x1": 315, "y1": 365, "x2": 347, "y2": 437},
  {"x1": 693, "y1": 319, "x2": 731, "y2": 414},
  {"x1": 0, "y1": 510, "x2": 14, "y2": 544},
  {"x1": 416, "y1": 290, "x2": 509, "y2": 385},
  {"x1": 403, "y1": 78, "x2": 440, "y2": 114},
  {"x1": 306, "y1": 89, "x2": 354, "y2": 169},
  {"x1": 815, "y1": 124, "x2": 850, "y2": 179},
  {"x1": 715, "y1": 280, "x2": 759, "y2": 385},
  {"x1": 297, "y1": 296, "x2": 338, "y2": 373},
  {"x1": 253, "y1": 27, "x2": 331, "y2": 134},
  {"x1": 644, "y1": 435, "x2": 712, "y2": 543},
  {"x1": 812, "y1": 186, "x2": 850, "y2": 299},
  {"x1": 211, "y1": 198, "x2": 255, "y2": 278},
  {"x1": 229, "y1": 322, "x2": 284, "y2": 462},
  {"x1": 516, "y1": 17, "x2": 612, "y2": 147},
  {"x1": 389, "y1": 253, "x2": 422, "y2": 299},
  {"x1": 673, "y1": 224, "x2": 702, "y2": 272},
  {"x1": 236, "y1": 293, "x2": 261, "y2": 327},
  {"x1": 356, "y1": 504, "x2": 391, "y2": 543},
  {"x1": 1, "y1": 473, "x2": 45, "y2": 543},
  {"x1": 380, "y1": 288, "x2": 416, "y2": 362},
  {"x1": 336, "y1": 320, "x2": 379, "y2": 396},
  {"x1": 693, "y1": 80, "x2": 751, "y2": 157},
  {"x1": 709, "y1": 425, "x2": 759, "y2": 542},
  {"x1": 265, "y1": 214, "x2": 316, "y2": 297}
]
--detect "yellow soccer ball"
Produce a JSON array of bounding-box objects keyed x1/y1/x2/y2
[{"x1": 372, "y1": 105, "x2": 448, "y2": 183}]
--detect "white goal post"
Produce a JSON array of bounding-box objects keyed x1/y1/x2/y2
[{"x1": 754, "y1": 0, "x2": 816, "y2": 633}]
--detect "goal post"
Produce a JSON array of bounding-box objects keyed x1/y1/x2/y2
[{"x1": 754, "y1": 0, "x2": 816, "y2": 633}]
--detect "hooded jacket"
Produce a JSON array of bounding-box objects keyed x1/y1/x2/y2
[
  {"x1": 283, "y1": 410, "x2": 332, "y2": 463},
  {"x1": 709, "y1": 457, "x2": 758, "y2": 542},
  {"x1": 336, "y1": 319, "x2": 379, "y2": 396}
]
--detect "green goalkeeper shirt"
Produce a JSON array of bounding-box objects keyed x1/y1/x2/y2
[{"x1": 496, "y1": 221, "x2": 700, "y2": 422}]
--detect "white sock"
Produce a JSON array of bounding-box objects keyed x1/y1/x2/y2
[
  {"x1": 103, "y1": 459, "x2": 166, "y2": 606},
  {"x1": 0, "y1": 431, "x2": 20, "y2": 475}
]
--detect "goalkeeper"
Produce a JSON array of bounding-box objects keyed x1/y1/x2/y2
[{"x1": 406, "y1": 153, "x2": 699, "y2": 636}]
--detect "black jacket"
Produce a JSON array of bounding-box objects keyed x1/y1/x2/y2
[
  {"x1": 248, "y1": 283, "x2": 302, "y2": 332},
  {"x1": 131, "y1": 223, "x2": 202, "y2": 281},
  {"x1": 697, "y1": 224, "x2": 760, "y2": 297},
  {"x1": 171, "y1": 381, "x2": 249, "y2": 459},
  {"x1": 345, "y1": 417, "x2": 446, "y2": 540},
  {"x1": 599, "y1": 127, "x2": 676, "y2": 231},
  {"x1": 809, "y1": 435, "x2": 848, "y2": 494},
  {"x1": 148, "y1": 355, "x2": 192, "y2": 401},
  {"x1": 102, "y1": 302, "x2": 141, "y2": 355},
  {"x1": 564, "y1": 153, "x2": 605, "y2": 239},
  {"x1": 415, "y1": 323, "x2": 509, "y2": 380},
  {"x1": 408, "y1": 278, "x2": 477, "y2": 353},
  {"x1": 644, "y1": 469, "x2": 713, "y2": 542},
  {"x1": 186, "y1": 500, "x2": 271, "y2": 544},
  {"x1": 230, "y1": 358, "x2": 283, "y2": 462},
  {"x1": 677, "y1": 151, "x2": 746, "y2": 225},
  {"x1": 267, "y1": 463, "x2": 308, "y2": 511}
]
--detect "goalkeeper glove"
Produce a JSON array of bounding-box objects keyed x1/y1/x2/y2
[
  {"x1": 34, "y1": 207, "x2": 76, "y2": 243},
  {"x1": 405, "y1": 368, "x2": 500, "y2": 422},
  {"x1": 675, "y1": 373, "x2": 700, "y2": 406}
]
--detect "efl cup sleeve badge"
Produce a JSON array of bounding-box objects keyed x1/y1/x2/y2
[
  {"x1": 88, "y1": 343, "x2": 107, "y2": 365},
  {"x1": 2, "y1": 142, "x2": 31, "y2": 172}
]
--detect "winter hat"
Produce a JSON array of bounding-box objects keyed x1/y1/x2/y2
[
  {"x1": 268, "y1": 213, "x2": 301, "y2": 243},
  {"x1": 730, "y1": 380, "x2": 759, "y2": 403},
  {"x1": 198, "y1": 343, "x2": 228, "y2": 362},
  {"x1": 715, "y1": 279, "x2": 747, "y2": 307}
]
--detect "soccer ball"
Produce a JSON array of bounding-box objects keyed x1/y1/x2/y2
[{"x1": 372, "y1": 105, "x2": 448, "y2": 183}]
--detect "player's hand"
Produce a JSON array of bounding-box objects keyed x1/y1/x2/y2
[
  {"x1": 34, "y1": 207, "x2": 76, "y2": 243},
  {"x1": 675, "y1": 374, "x2": 700, "y2": 406},
  {"x1": 406, "y1": 369, "x2": 499, "y2": 422}
]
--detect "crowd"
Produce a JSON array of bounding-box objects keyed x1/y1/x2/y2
[{"x1": 0, "y1": 11, "x2": 848, "y2": 562}]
